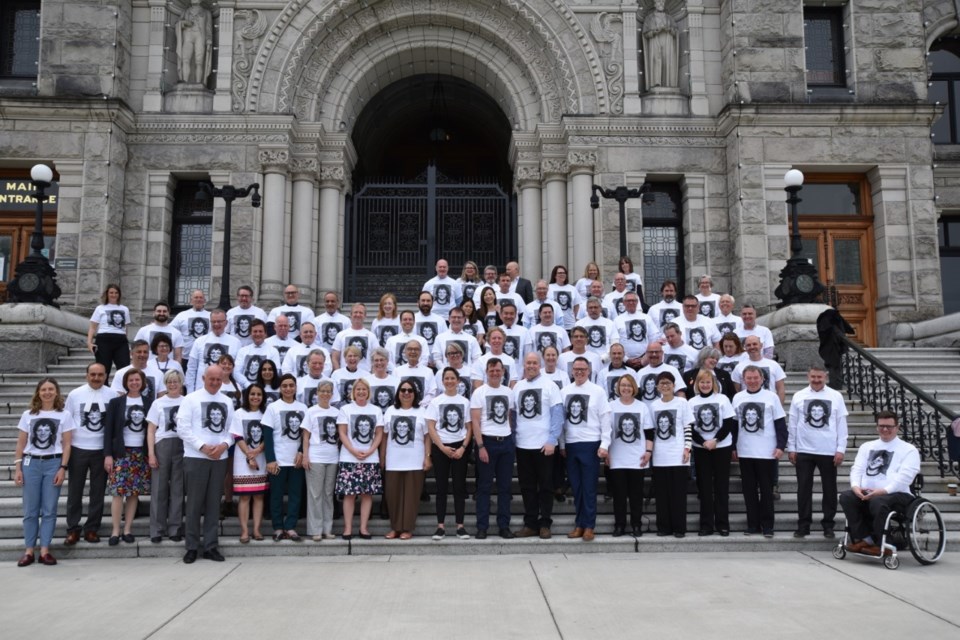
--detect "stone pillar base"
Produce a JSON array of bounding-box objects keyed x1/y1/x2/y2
[
  {"x1": 641, "y1": 88, "x2": 688, "y2": 116},
  {"x1": 163, "y1": 84, "x2": 214, "y2": 113},
  {"x1": 760, "y1": 303, "x2": 833, "y2": 372},
  {"x1": 0, "y1": 304, "x2": 88, "y2": 373}
]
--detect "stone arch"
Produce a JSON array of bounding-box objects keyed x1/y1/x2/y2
[
  {"x1": 244, "y1": 0, "x2": 608, "y2": 121},
  {"x1": 924, "y1": 0, "x2": 960, "y2": 49}
]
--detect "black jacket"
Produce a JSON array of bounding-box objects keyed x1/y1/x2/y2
[
  {"x1": 104, "y1": 393, "x2": 153, "y2": 459},
  {"x1": 683, "y1": 366, "x2": 736, "y2": 401}
]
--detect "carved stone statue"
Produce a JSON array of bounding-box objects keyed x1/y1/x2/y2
[
  {"x1": 176, "y1": 0, "x2": 213, "y2": 85},
  {"x1": 642, "y1": 0, "x2": 679, "y2": 90}
]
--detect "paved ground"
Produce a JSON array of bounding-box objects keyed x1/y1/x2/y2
[{"x1": 2, "y1": 552, "x2": 956, "y2": 639}]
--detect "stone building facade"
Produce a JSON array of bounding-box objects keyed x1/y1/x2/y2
[{"x1": 0, "y1": 0, "x2": 956, "y2": 346}]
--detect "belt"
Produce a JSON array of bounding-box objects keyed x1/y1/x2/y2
[
  {"x1": 482, "y1": 435, "x2": 511, "y2": 443},
  {"x1": 27, "y1": 454, "x2": 62, "y2": 460}
]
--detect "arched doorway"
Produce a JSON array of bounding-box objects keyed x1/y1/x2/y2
[{"x1": 344, "y1": 75, "x2": 516, "y2": 301}]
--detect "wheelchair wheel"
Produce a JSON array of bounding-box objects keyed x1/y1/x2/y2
[
  {"x1": 907, "y1": 499, "x2": 946, "y2": 565},
  {"x1": 832, "y1": 545, "x2": 846, "y2": 560},
  {"x1": 884, "y1": 554, "x2": 899, "y2": 570}
]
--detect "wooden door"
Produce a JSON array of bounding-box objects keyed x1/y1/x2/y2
[{"x1": 798, "y1": 220, "x2": 877, "y2": 346}]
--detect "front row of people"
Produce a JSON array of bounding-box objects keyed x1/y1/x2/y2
[{"x1": 14, "y1": 359, "x2": 921, "y2": 564}]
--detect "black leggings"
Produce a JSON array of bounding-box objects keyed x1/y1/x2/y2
[
  {"x1": 431, "y1": 440, "x2": 470, "y2": 524},
  {"x1": 94, "y1": 333, "x2": 130, "y2": 377}
]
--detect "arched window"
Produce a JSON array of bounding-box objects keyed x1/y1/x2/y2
[{"x1": 929, "y1": 40, "x2": 960, "y2": 144}]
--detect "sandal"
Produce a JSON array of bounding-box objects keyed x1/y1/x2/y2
[
  {"x1": 272, "y1": 531, "x2": 286, "y2": 542},
  {"x1": 239, "y1": 535, "x2": 250, "y2": 544},
  {"x1": 384, "y1": 530, "x2": 399, "y2": 539},
  {"x1": 286, "y1": 530, "x2": 302, "y2": 542},
  {"x1": 253, "y1": 533, "x2": 264, "y2": 541}
]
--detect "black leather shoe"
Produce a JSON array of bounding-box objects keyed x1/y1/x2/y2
[
  {"x1": 202, "y1": 548, "x2": 225, "y2": 562},
  {"x1": 475, "y1": 529, "x2": 488, "y2": 539},
  {"x1": 698, "y1": 529, "x2": 713, "y2": 537},
  {"x1": 793, "y1": 529, "x2": 809, "y2": 539},
  {"x1": 823, "y1": 528, "x2": 836, "y2": 539},
  {"x1": 150, "y1": 536, "x2": 162, "y2": 544},
  {"x1": 612, "y1": 526, "x2": 625, "y2": 537},
  {"x1": 631, "y1": 526, "x2": 643, "y2": 537},
  {"x1": 169, "y1": 535, "x2": 183, "y2": 543},
  {"x1": 499, "y1": 528, "x2": 515, "y2": 539},
  {"x1": 183, "y1": 550, "x2": 197, "y2": 564},
  {"x1": 718, "y1": 529, "x2": 730, "y2": 537}
]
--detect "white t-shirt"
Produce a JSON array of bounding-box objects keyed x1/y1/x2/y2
[
  {"x1": 121, "y1": 396, "x2": 148, "y2": 448},
  {"x1": 332, "y1": 327, "x2": 380, "y2": 371},
  {"x1": 384, "y1": 332, "x2": 431, "y2": 371},
  {"x1": 717, "y1": 354, "x2": 745, "y2": 375},
  {"x1": 621, "y1": 273, "x2": 643, "y2": 296},
  {"x1": 470, "y1": 384, "x2": 515, "y2": 437},
  {"x1": 226, "y1": 305, "x2": 268, "y2": 346},
  {"x1": 575, "y1": 315, "x2": 619, "y2": 356},
  {"x1": 522, "y1": 299, "x2": 562, "y2": 329},
  {"x1": 19, "y1": 409, "x2": 75, "y2": 456},
  {"x1": 544, "y1": 368, "x2": 571, "y2": 389},
  {"x1": 787, "y1": 385, "x2": 849, "y2": 455},
  {"x1": 90, "y1": 304, "x2": 131, "y2": 335},
  {"x1": 414, "y1": 312, "x2": 449, "y2": 350},
  {"x1": 500, "y1": 324, "x2": 529, "y2": 362},
  {"x1": 260, "y1": 399, "x2": 308, "y2": 467},
  {"x1": 146, "y1": 394, "x2": 183, "y2": 443},
  {"x1": 662, "y1": 344, "x2": 700, "y2": 373},
  {"x1": 296, "y1": 375, "x2": 339, "y2": 408},
  {"x1": 675, "y1": 315, "x2": 721, "y2": 351},
  {"x1": 176, "y1": 388, "x2": 235, "y2": 459},
  {"x1": 111, "y1": 364, "x2": 162, "y2": 404},
  {"x1": 649, "y1": 396, "x2": 694, "y2": 467},
  {"x1": 736, "y1": 325, "x2": 776, "y2": 358},
  {"x1": 393, "y1": 364, "x2": 438, "y2": 403},
  {"x1": 731, "y1": 357, "x2": 786, "y2": 394},
  {"x1": 636, "y1": 363, "x2": 685, "y2": 407},
  {"x1": 549, "y1": 283, "x2": 582, "y2": 330},
  {"x1": 383, "y1": 406, "x2": 427, "y2": 471},
  {"x1": 230, "y1": 408, "x2": 265, "y2": 475},
  {"x1": 687, "y1": 392, "x2": 735, "y2": 449},
  {"x1": 733, "y1": 388, "x2": 786, "y2": 459},
  {"x1": 281, "y1": 343, "x2": 332, "y2": 379},
  {"x1": 265, "y1": 334, "x2": 298, "y2": 365},
  {"x1": 185, "y1": 332, "x2": 242, "y2": 392},
  {"x1": 433, "y1": 367, "x2": 476, "y2": 401},
  {"x1": 558, "y1": 350, "x2": 602, "y2": 384},
  {"x1": 849, "y1": 437, "x2": 921, "y2": 494},
  {"x1": 598, "y1": 366, "x2": 640, "y2": 401},
  {"x1": 305, "y1": 405, "x2": 340, "y2": 464},
  {"x1": 433, "y1": 330, "x2": 483, "y2": 368},
  {"x1": 336, "y1": 403, "x2": 384, "y2": 464},
  {"x1": 560, "y1": 380, "x2": 611, "y2": 447},
  {"x1": 330, "y1": 369, "x2": 367, "y2": 405},
  {"x1": 65, "y1": 384, "x2": 116, "y2": 451},
  {"x1": 315, "y1": 312, "x2": 350, "y2": 349},
  {"x1": 134, "y1": 323, "x2": 184, "y2": 352},
  {"x1": 695, "y1": 293, "x2": 721, "y2": 319},
  {"x1": 713, "y1": 313, "x2": 744, "y2": 338},
  {"x1": 473, "y1": 351, "x2": 518, "y2": 387},
  {"x1": 513, "y1": 375, "x2": 563, "y2": 449},
  {"x1": 267, "y1": 304, "x2": 316, "y2": 340},
  {"x1": 371, "y1": 317, "x2": 401, "y2": 347},
  {"x1": 235, "y1": 342, "x2": 282, "y2": 388},
  {"x1": 425, "y1": 393, "x2": 472, "y2": 444},
  {"x1": 365, "y1": 374, "x2": 400, "y2": 412},
  {"x1": 602, "y1": 290, "x2": 630, "y2": 318},
  {"x1": 144, "y1": 357, "x2": 184, "y2": 388},
  {"x1": 422, "y1": 275, "x2": 463, "y2": 318},
  {"x1": 608, "y1": 399, "x2": 653, "y2": 470},
  {"x1": 615, "y1": 312, "x2": 659, "y2": 359},
  {"x1": 526, "y1": 324, "x2": 571, "y2": 355},
  {"x1": 648, "y1": 300, "x2": 683, "y2": 328},
  {"x1": 171, "y1": 308, "x2": 211, "y2": 354}
]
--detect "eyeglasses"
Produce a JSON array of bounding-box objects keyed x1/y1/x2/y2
[
  {"x1": 445, "y1": 352, "x2": 461, "y2": 357},
  {"x1": 877, "y1": 424, "x2": 898, "y2": 430},
  {"x1": 398, "y1": 388, "x2": 415, "y2": 394}
]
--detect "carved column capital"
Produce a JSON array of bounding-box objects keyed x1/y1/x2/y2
[
  {"x1": 319, "y1": 164, "x2": 345, "y2": 188},
  {"x1": 258, "y1": 148, "x2": 289, "y2": 173},
  {"x1": 515, "y1": 165, "x2": 542, "y2": 187},
  {"x1": 290, "y1": 157, "x2": 319, "y2": 180},
  {"x1": 568, "y1": 150, "x2": 598, "y2": 174},
  {"x1": 541, "y1": 158, "x2": 570, "y2": 179}
]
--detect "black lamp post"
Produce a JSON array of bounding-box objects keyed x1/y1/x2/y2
[
  {"x1": 590, "y1": 183, "x2": 654, "y2": 258},
  {"x1": 7, "y1": 164, "x2": 61, "y2": 306},
  {"x1": 774, "y1": 169, "x2": 824, "y2": 307},
  {"x1": 196, "y1": 181, "x2": 261, "y2": 311}
]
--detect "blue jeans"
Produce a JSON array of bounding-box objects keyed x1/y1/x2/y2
[
  {"x1": 476, "y1": 436, "x2": 515, "y2": 531},
  {"x1": 566, "y1": 441, "x2": 600, "y2": 529},
  {"x1": 22, "y1": 456, "x2": 63, "y2": 549}
]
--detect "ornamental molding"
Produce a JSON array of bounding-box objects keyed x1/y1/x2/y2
[
  {"x1": 541, "y1": 158, "x2": 570, "y2": 176},
  {"x1": 290, "y1": 157, "x2": 319, "y2": 174},
  {"x1": 258, "y1": 148, "x2": 290, "y2": 170},
  {"x1": 515, "y1": 165, "x2": 542, "y2": 182},
  {"x1": 128, "y1": 133, "x2": 289, "y2": 144},
  {"x1": 568, "y1": 135, "x2": 723, "y2": 147},
  {"x1": 568, "y1": 150, "x2": 598, "y2": 170}
]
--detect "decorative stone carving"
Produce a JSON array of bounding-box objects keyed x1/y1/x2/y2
[
  {"x1": 231, "y1": 9, "x2": 267, "y2": 113},
  {"x1": 258, "y1": 149, "x2": 290, "y2": 171},
  {"x1": 590, "y1": 12, "x2": 624, "y2": 115},
  {"x1": 320, "y1": 165, "x2": 345, "y2": 182},
  {"x1": 176, "y1": 0, "x2": 213, "y2": 85},
  {"x1": 541, "y1": 158, "x2": 570, "y2": 177},
  {"x1": 290, "y1": 158, "x2": 319, "y2": 176},
  {"x1": 640, "y1": 0, "x2": 679, "y2": 90},
  {"x1": 515, "y1": 165, "x2": 542, "y2": 183},
  {"x1": 568, "y1": 150, "x2": 597, "y2": 171}
]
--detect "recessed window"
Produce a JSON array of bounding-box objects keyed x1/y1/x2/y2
[
  {"x1": 939, "y1": 215, "x2": 960, "y2": 314},
  {"x1": 169, "y1": 181, "x2": 212, "y2": 311},
  {"x1": 0, "y1": 2, "x2": 40, "y2": 79},
  {"x1": 804, "y1": 7, "x2": 846, "y2": 87},
  {"x1": 929, "y1": 40, "x2": 960, "y2": 144}
]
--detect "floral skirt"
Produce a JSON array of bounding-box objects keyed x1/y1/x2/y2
[
  {"x1": 108, "y1": 447, "x2": 151, "y2": 496},
  {"x1": 336, "y1": 462, "x2": 383, "y2": 497}
]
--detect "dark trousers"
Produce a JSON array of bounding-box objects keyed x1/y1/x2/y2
[
  {"x1": 693, "y1": 446, "x2": 732, "y2": 532},
  {"x1": 552, "y1": 452, "x2": 568, "y2": 493},
  {"x1": 566, "y1": 441, "x2": 600, "y2": 529},
  {"x1": 94, "y1": 333, "x2": 130, "y2": 377},
  {"x1": 739, "y1": 457, "x2": 776, "y2": 534},
  {"x1": 431, "y1": 440, "x2": 469, "y2": 524},
  {"x1": 66, "y1": 446, "x2": 106, "y2": 534},
  {"x1": 653, "y1": 465, "x2": 688, "y2": 535},
  {"x1": 516, "y1": 447, "x2": 555, "y2": 529},
  {"x1": 795, "y1": 452, "x2": 838, "y2": 531},
  {"x1": 184, "y1": 457, "x2": 227, "y2": 552},
  {"x1": 385, "y1": 470, "x2": 425, "y2": 533},
  {"x1": 608, "y1": 467, "x2": 645, "y2": 528},
  {"x1": 269, "y1": 466, "x2": 305, "y2": 531},
  {"x1": 476, "y1": 436, "x2": 515, "y2": 532},
  {"x1": 839, "y1": 489, "x2": 914, "y2": 542},
  {"x1": 150, "y1": 438, "x2": 184, "y2": 538}
]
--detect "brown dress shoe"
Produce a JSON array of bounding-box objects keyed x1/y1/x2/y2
[
  {"x1": 539, "y1": 527, "x2": 552, "y2": 539},
  {"x1": 40, "y1": 553, "x2": 57, "y2": 566},
  {"x1": 582, "y1": 528, "x2": 595, "y2": 542},
  {"x1": 83, "y1": 531, "x2": 101, "y2": 543},
  {"x1": 861, "y1": 544, "x2": 881, "y2": 556},
  {"x1": 64, "y1": 530, "x2": 80, "y2": 546},
  {"x1": 845, "y1": 540, "x2": 867, "y2": 553},
  {"x1": 17, "y1": 553, "x2": 34, "y2": 567},
  {"x1": 567, "y1": 527, "x2": 584, "y2": 539},
  {"x1": 515, "y1": 527, "x2": 539, "y2": 538}
]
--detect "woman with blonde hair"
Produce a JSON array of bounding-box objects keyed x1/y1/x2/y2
[
  {"x1": 576, "y1": 261, "x2": 601, "y2": 301},
  {"x1": 336, "y1": 378, "x2": 384, "y2": 539},
  {"x1": 372, "y1": 293, "x2": 401, "y2": 347},
  {"x1": 146, "y1": 370, "x2": 185, "y2": 543},
  {"x1": 686, "y1": 368, "x2": 736, "y2": 537}
]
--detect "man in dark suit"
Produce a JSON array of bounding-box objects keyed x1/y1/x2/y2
[{"x1": 507, "y1": 261, "x2": 534, "y2": 304}]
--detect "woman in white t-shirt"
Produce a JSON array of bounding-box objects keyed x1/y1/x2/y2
[
  {"x1": 717, "y1": 334, "x2": 744, "y2": 376},
  {"x1": 372, "y1": 293, "x2": 401, "y2": 348},
  {"x1": 381, "y1": 381, "x2": 430, "y2": 539},
  {"x1": 335, "y1": 378, "x2": 384, "y2": 540},
  {"x1": 548, "y1": 265, "x2": 582, "y2": 330},
  {"x1": 146, "y1": 334, "x2": 184, "y2": 396},
  {"x1": 14, "y1": 378, "x2": 75, "y2": 567},
  {"x1": 426, "y1": 367, "x2": 473, "y2": 540},
  {"x1": 687, "y1": 369, "x2": 736, "y2": 537},
  {"x1": 230, "y1": 384, "x2": 267, "y2": 543},
  {"x1": 146, "y1": 370, "x2": 185, "y2": 543},
  {"x1": 303, "y1": 380, "x2": 340, "y2": 541},
  {"x1": 576, "y1": 261, "x2": 601, "y2": 301},
  {"x1": 616, "y1": 256, "x2": 645, "y2": 305},
  {"x1": 607, "y1": 375, "x2": 654, "y2": 537},
  {"x1": 86, "y1": 283, "x2": 131, "y2": 376},
  {"x1": 260, "y1": 374, "x2": 308, "y2": 542},
  {"x1": 649, "y1": 372, "x2": 694, "y2": 538},
  {"x1": 459, "y1": 298, "x2": 486, "y2": 348}
]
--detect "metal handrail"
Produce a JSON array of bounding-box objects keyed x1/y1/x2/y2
[{"x1": 841, "y1": 336, "x2": 959, "y2": 479}]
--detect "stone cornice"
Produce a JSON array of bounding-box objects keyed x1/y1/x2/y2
[
  {"x1": 716, "y1": 104, "x2": 942, "y2": 135},
  {"x1": 0, "y1": 97, "x2": 136, "y2": 131}
]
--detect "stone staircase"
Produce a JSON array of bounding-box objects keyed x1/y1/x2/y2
[
  {"x1": 866, "y1": 348, "x2": 960, "y2": 413},
  {"x1": 0, "y1": 347, "x2": 957, "y2": 559}
]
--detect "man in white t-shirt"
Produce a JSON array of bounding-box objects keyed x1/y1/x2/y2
[
  {"x1": 598, "y1": 343, "x2": 640, "y2": 401},
  {"x1": 636, "y1": 342, "x2": 685, "y2": 407},
  {"x1": 267, "y1": 284, "x2": 316, "y2": 341},
  {"x1": 64, "y1": 363, "x2": 117, "y2": 545},
  {"x1": 736, "y1": 305, "x2": 775, "y2": 359},
  {"x1": 315, "y1": 291, "x2": 350, "y2": 350},
  {"x1": 523, "y1": 280, "x2": 562, "y2": 329},
  {"x1": 281, "y1": 322, "x2": 331, "y2": 379},
  {"x1": 558, "y1": 327, "x2": 602, "y2": 383},
  {"x1": 422, "y1": 259, "x2": 463, "y2": 320},
  {"x1": 602, "y1": 273, "x2": 631, "y2": 318},
  {"x1": 385, "y1": 310, "x2": 430, "y2": 371},
  {"x1": 414, "y1": 291, "x2": 448, "y2": 357},
  {"x1": 498, "y1": 301, "x2": 529, "y2": 362},
  {"x1": 576, "y1": 296, "x2": 618, "y2": 357},
  {"x1": 235, "y1": 319, "x2": 281, "y2": 388},
  {"x1": 647, "y1": 280, "x2": 683, "y2": 329},
  {"x1": 614, "y1": 291, "x2": 658, "y2": 369},
  {"x1": 185, "y1": 309, "x2": 241, "y2": 393},
  {"x1": 713, "y1": 294, "x2": 743, "y2": 338},
  {"x1": 526, "y1": 304, "x2": 571, "y2": 355},
  {"x1": 111, "y1": 340, "x2": 162, "y2": 403},
  {"x1": 264, "y1": 314, "x2": 298, "y2": 365},
  {"x1": 731, "y1": 335, "x2": 785, "y2": 403},
  {"x1": 170, "y1": 289, "x2": 210, "y2": 367},
  {"x1": 660, "y1": 323, "x2": 700, "y2": 374},
  {"x1": 226, "y1": 285, "x2": 268, "y2": 347},
  {"x1": 331, "y1": 303, "x2": 379, "y2": 372},
  {"x1": 495, "y1": 271, "x2": 526, "y2": 316},
  {"x1": 135, "y1": 301, "x2": 184, "y2": 362},
  {"x1": 433, "y1": 306, "x2": 482, "y2": 368},
  {"x1": 675, "y1": 295, "x2": 721, "y2": 351}
]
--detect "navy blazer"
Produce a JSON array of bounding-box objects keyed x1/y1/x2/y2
[
  {"x1": 103, "y1": 393, "x2": 153, "y2": 459},
  {"x1": 515, "y1": 277, "x2": 534, "y2": 305}
]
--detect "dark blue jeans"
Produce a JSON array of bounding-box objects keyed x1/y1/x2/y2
[
  {"x1": 566, "y1": 441, "x2": 600, "y2": 529},
  {"x1": 476, "y1": 435, "x2": 515, "y2": 532}
]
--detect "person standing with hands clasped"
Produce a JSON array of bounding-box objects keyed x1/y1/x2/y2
[
  {"x1": 649, "y1": 372, "x2": 694, "y2": 538},
  {"x1": 87, "y1": 284, "x2": 132, "y2": 376},
  {"x1": 259, "y1": 374, "x2": 308, "y2": 542},
  {"x1": 15, "y1": 378, "x2": 75, "y2": 566},
  {"x1": 381, "y1": 382, "x2": 431, "y2": 540}
]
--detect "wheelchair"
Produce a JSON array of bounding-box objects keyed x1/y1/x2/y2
[{"x1": 833, "y1": 475, "x2": 947, "y2": 570}]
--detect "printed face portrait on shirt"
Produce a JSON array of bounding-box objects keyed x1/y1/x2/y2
[
  {"x1": 340, "y1": 379, "x2": 356, "y2": 403},
  {"x1": 655, "y1": 410, "x2": 676, "y2": 440},
  {"x1": 555, "y1": 291, "x2": 571, "y2": 311},
  {"x1": 758, "y1": 367, "x2": 772, "y2": 389},
  {"x1": 352, "y1": 414, "x2": 375, "y2": 444},
  {"x1": 244, "y1": 355, "x2": 263, "y2": 382},
  {"x1": 487, "y1": 396, "x2": 509, "y2": 424},
  {"x1": 372, "y1": 386, "x2": 393, "y2": 409},
  {"x1": 866, "y1": 450, "x2": 893, "y2": 476},
  {"x1": 440, "y1": 404, "x2": 463, "y2": 433},
  {"x1": 434, "y1": 284, "x2": 451, "y2": 306},
  {"x1": 126, "y1": 404, "x2": 146, "y2": 432},
  {"x1": 716, "y1": 321, "x2": 735, "y2": 336},
  {"x1": 245, "y1": 420, "x2": 263, "y2": 446},
  {"x1": 740, "y1": 402, "x2": 764, "y2": 433},
  {"x1": 83, "y1": 403, "x2": 105, "y2": 432},
  {"x1": 696, "y1": 403, "x2": 719, "y2": 433},
  {"x1": 391, "y1": 416, "x2": 414, "y2": 445},
  {"x1": 282, "y1": 410, "x2": 304, "y2": 439},
  {"x1": 419, "y1": 322, "x2": 438, "y2": 345},
  {"x1": 661, "y1": 309, "x2": 678, "y2": 325},
  {"x1": 615, "y1": 298, "x2": 626, "y2": 314},
  {"x1": 30, "y1": 418, "x2": 58, "y2": 449},
  {"x1": 565, "y1": 394, "x2": 589, "y2": 425},
  {"x1": 665, "y1": 355, "x2": 686, "y2": 371},
  {"x1": 165, "y1": 406, "x2": 179, "y2": 432},
  {"x1": 804, "y1": 399, "x2": 830, "y2": 428},
  {"x1": 235, "y1": 315, "x2": 252, "y2": 338},
  {"x1": 640, "y1": 375, "x2": 659, "y2": 401},
  {"x1": 588, "y1": 327, "x2": 605, "y2": 349},
  {"x1": 456, "y1": 377, "x2": 471, "y2": 399},
  {"x1": 141, "y1": 377, "x2": 156, "y2": 403},
  {"x1": 349, "y1": 336, "x2": 369, "y2": 359},
  {"x1": 109, "y1": 310, "x2": 126, "y2": 329},
  {"x1": 205, "y1": 343, "x2": 226, "y2": 365},
  {"x1": 628, "y1": 320, "x2": 646, "y2": 343},
  {"x1": 321, "y1": 416, "x2": 338, "y2": 444},
  {"x1": 537, "y1": 332, "x2": 556, "y2": 352},
  {"x1": 323, "y1": 323, "x2": 340, "y2": 346},
  {"x1": 190, "y1": 317, "x2": 209, "y2": 338},
  {"x1": 519, "y1": 389, "x2": 541, "y2": 419},
  {"x1": 699, "y1": 301, "x2": 715, "y2": 317},
  {"x1": 285, "y1": 312, "x2": 301, "y2": 333},
  {"x1": 379, "y1": 325, "x2": 397, "y2": 346},
  {"x1": 606, "y1": 375, "x2": 622, "y2": 401},
  {"x1": 502, "y1": 337, "x2": 518, "y2": 358},
  {"x1": 688, "y1": 328, "x2": 707, "y2": 350},
  {"x1": 203, "y1": 402, "x2": 228, "y2": 433},
  {"x1": 616, "y1": 413, "x2": 640, "y2": 443}
]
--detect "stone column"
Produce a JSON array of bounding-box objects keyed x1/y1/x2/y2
[
  {"x1": 569, "y1": 151, "x2": 598, "y2": 275},
  {"x1": 290, "y1": 159, "x2": 318, "y2": 305},
  {"x1": 542, "y1": 159, "x2": 569, "y2": 273},
  {"x1": 142, "y1": 2, "x2": 167, "y2": 112},
  {"x1": 622, "y1": 9, "x2": 641, "y2": 114},
  {"x1": 212, "y1": 7, "x2": 234, "y2": 112},
  {"x1": 317, "y1": 165, "x2": 345, "y2": 295},
  {"x1": 516, "y1": 165, "x2": 543, "y2": 283},
  {"x1": 258, "y1": 148, "x2": 289, "y2": 308},
  {"x1": 687, "y1": 5, "x2": 710, "y2": 116}
]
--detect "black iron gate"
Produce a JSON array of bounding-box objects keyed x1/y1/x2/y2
[{"x1": 344, "y1": 164, "x2": 516, "y2": 301}]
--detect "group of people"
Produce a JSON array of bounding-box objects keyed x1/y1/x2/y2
[{"x1": 13, "y1": 260, "x2": 921, "y2": 565}]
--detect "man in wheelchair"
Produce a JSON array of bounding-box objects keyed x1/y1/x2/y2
[{"x1": 838, "y1": 411, "x2": 921, "y2": 556}]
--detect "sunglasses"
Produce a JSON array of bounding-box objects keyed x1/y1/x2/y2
[{"x1": 398, "y1": 388, "x2": 415, "y2": 394}]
